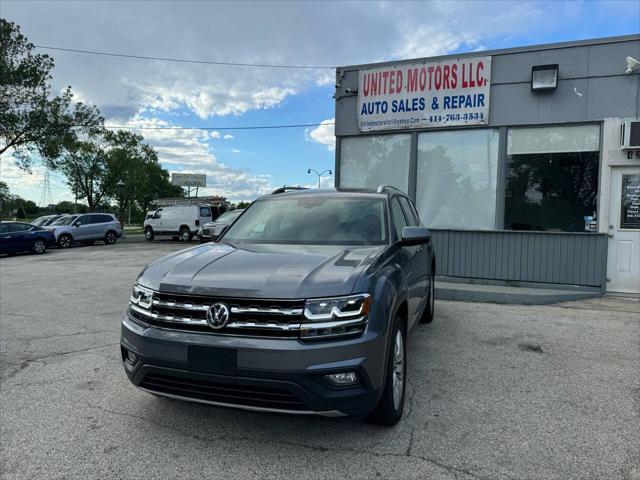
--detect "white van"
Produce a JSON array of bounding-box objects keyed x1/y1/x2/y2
[{"x1": 143, "y1": 204, "x2": 227, "y2": 242}]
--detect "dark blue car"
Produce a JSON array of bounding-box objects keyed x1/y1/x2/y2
[{"x1": 0, "y1": 222, "x2": 56, "y2": 255}]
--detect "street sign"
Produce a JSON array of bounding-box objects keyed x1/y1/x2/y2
[{"x1": 171, "y1": 173, "x2": 207, "y2": 187}]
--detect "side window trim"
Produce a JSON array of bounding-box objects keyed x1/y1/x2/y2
[{"x1": 398, "y1": 196, "x2": 419, "y2": 227}]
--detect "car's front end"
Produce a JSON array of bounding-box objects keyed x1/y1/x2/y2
[{"x1": 121, "y1": 283, "x2": 389, "y2": 417}]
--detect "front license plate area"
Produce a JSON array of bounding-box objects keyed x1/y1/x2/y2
[{"x1": 188, "y1": 346, "x2": 237, "y2": 375}]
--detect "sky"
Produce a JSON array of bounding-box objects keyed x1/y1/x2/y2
[{"x1": 1, "y1": 0, "x2": 639, "y2": 204}]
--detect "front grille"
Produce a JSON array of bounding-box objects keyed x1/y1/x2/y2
[
  {"x1": 139, "y1": 372, "x2": 307, "y2": 411},
  {"x1": 130, "y1": 291, "x2": 305, "y2": 338}
]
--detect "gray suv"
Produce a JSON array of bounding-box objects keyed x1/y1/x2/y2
[
  {"x1": 47, "y1": 213, "x2": 124, "y2": 248},
  {"x1": 121, "y1": 186, "x2": 435, "y2": 425}
]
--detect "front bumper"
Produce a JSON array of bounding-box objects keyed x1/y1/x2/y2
[{"x1": 120, "y1": 314, "x2": 387, "y2": 417}]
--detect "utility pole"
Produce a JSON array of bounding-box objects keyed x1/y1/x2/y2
[{"x1": 307, "y1": 169, "x2": 332, "y2": 189}]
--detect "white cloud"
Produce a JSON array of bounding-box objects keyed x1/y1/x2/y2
[
  {"x1": 209, "y1": 131, "x2": 221, "y2": 139},
  {"x1": 306, "y1": 118, "x2": 335, "y2": 151},
  {"x1": 120, "y1": 115, "x2": 275, "y2": 201},
  {"x1": 231, "y1": 149, "x2": 241, "y2": 153},
  {"x1": 223, "y1": 134, "x2": 234, "y2": 140}
]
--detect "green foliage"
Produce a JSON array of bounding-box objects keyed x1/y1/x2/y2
[{"x1": 0, "y1": 19, "x2": 104, "y2": 170}]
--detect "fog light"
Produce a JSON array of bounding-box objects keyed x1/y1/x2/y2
[
  {"x1": 324, "y1": 372, "x2": 358, "y2": 386},
  {"x1": 126, "y1": 350, "x2": 138, "y2": 364}
]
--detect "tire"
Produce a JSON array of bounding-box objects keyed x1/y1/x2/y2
[
  {"x1": 58, "y1": 234, "x2": 72, "y2": 249},
  {"x1": 104, "y1": 231, "x2": 117, "y2": 245},
  {"x1": 32, "y1": 239, "x2": 46, "y2": 255},
  {"x1": 420, "y1": 271, "x2": 435, "y2": 324},
  {"x1": 368, "y1": 318, "x2": 406, "y2": 426},
  {"x1": 144, "y1": 227, "x2": 155, "y2": 241},
  {"x1": 179, "y1": 227, "x2": 192, "y2": 242}
]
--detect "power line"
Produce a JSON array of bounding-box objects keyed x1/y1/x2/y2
[
  {"x1": 35, "y1": 45, "x2": 335, "y2": 70},
  {"x1": 99, "y1": 122, "x2": 335, "y2": 131}
]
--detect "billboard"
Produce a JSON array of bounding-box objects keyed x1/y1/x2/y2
[
  {"x1": 171, "y1": 173, "x2": 207, "y2": 187},
  {"x1": 357, "y1": 56, "x2": 491, "y2": 132}
]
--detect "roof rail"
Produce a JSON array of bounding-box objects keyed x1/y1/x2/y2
[
  {"x1": 271, "y1": 186, "x2": 309, "y2": 194},
  {"x1": 376, "y1": 185, "x2": 403, "y2": 194}
]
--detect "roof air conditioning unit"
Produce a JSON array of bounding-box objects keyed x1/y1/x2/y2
[{"x1": 620, "y1": 120, "x2": 640, "y2": 149}]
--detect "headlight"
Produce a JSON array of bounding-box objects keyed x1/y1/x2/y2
[
  {"x1": 301, "y1": 294, "x2": 371, "y2": 340},
  {"x1": 130, "y1": 284, "x2": 154, "y2": 309}
]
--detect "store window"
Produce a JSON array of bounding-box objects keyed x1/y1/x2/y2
[
  {"x1": 416, "y1": 129, "x2": 499, "y2": 229},
  {"x1": 340, "y1": 134, "x2": 411, "y2": 192},
  {"x1": 505, "y1": 125, "x2": 600, "y2": 232}
]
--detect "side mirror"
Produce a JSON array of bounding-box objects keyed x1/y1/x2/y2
[
  {"x1": 73, "y1": 222, "x2": 81, "y2": 228},
  {"x1": 211, "y1": 224, "x2": 229, "y2": 242},
  {"x1": 401, "y1": 226, "x2": 431, "y2": 246},
  {"x1": 153, "y1": 214, "x2": 160, "y2": 219}
]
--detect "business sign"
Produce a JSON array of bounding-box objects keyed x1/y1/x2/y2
[
  {"x1": 171, "y1": 173, "x2": 207, "y2": 187},
  {"x1": 357, "y1": 56, "x2": 491, "y2": 132},
  {"x1": 621, "y1": 174, "x2": 640, "y2": 229}
]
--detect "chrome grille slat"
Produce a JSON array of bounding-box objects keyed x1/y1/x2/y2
[
  {"x1": 132, "y1": 292, "x2": 306, "y2": 338},
  {"x1": 130, "y1": 304, "x2": 208, "y2": 326}
]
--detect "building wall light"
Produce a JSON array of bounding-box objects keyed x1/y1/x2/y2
[{"x1": 531, "y1": 64, "x2": 559, "y2": 91}]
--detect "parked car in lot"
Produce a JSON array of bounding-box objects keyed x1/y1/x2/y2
[
  {"x1": 46, "y1": 213, "x2": 124, "y2": 248},
  {"x1": 197, "y1": 208, "x2": 244, "y2": 242},
  {"x1": 31, "y1": 214, "x2": 66, "y2": 227},
  {"x1": 0, "y1": 221, "x2": 56, "y2": 255},
  {"x1": 144, "y1": 204, "x2": 228, "y2": 242},
  {"x1": 122, "y1": 186, "x2": 436, "y2": 425}
]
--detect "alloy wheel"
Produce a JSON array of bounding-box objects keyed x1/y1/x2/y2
[
  {"x1": 59, "y1": 235, "x2": 71, "y2": 248},
  {"x1": 392, "y1": 330, "x2": 405, "y2": 410},
  {"x1": 33, "y1": 240, "x2": 46, "y2": 254}
]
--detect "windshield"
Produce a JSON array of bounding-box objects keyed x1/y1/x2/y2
[
  {"x1": 216, "y1": 210, "x2": 243, "y2": 223},
  {"x1": 51, "y1": 215, "x2": 76, "y2": 226},
  {"x1": 31, "y1": 216, "x2": 49, "y2": 226},
  {"x1": 223, "y1": 196, "x2": 388, "y2": 245}
]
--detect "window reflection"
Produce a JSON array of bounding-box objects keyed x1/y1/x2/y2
[
  {"x1": 506, "y1": 152, "x2": 599, "y2": 232},
  {"x1": 340, "y1": 134, "x2": 411, "y2": 193},
  {"x1": 416, "y1": 129, "x2": 499, "y2": 229}
]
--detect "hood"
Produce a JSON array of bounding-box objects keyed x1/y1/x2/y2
[{"x1": 138, "y1": 242, "x2": 383, "y2": 299}]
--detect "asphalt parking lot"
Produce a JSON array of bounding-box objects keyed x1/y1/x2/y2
[{"x1": 1, "y1": 240, "x2": 639, "y2": 480}]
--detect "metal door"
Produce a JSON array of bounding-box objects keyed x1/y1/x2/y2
[{"x1": 606, "y1": 167, "x2": 640, "y2": 293}]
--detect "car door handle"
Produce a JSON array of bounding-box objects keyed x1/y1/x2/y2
[{"x1": 416, "y1": 246, "x2": 423, "y2": 252}]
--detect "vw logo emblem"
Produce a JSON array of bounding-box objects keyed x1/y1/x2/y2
[{"x1": 207, "y1": 303, "x2": 230, "y2": 330}]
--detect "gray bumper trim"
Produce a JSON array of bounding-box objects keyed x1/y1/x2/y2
[{"x1": 138, "y1": 387, "x2": 346, "y2": 417}]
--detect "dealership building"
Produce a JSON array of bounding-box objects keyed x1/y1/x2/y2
[{"x1": 333, "y1": 35, "x2": 640, "y2": 295}]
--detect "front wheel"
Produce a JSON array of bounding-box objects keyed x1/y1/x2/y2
[
  {"x1": 144, "y1": 227, "x2": 154, "y2": 241},
  {"x1": 32, "y1": 239, "x2": 46, "y2": 255},
  {"x1": 367, "y1": 318, "x2": 406, "y2": 426},
  {"x1": 179, "y1": 227, "x2": 192, "y2": 242},
  {"x1": 104, "y1": 231, "x2": 117, "y2": 245},
  {"x1": 58, "y1": 234, "x2": 72, "y2": 249}
]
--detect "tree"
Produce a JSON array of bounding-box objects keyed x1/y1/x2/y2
[
  {"x1": 102, "y1": 130, "x2": 182, "y2": 222},
  {"x1": 61, "y1": 134, "x2": 110, "y2": 211},
  {"x1": 0, "y1": 19, "x2": 103, "y2": 170}
]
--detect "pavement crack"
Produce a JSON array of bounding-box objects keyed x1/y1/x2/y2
[
  {"x1": 87, "y1": 403, "x2": 516, "y2": 480},
  {"x1": 1, "y1": 342, "x2": 119, "y2": 368}
]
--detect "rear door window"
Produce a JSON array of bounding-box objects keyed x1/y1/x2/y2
[
  {"x1": 9, "y1": 223, "x2": 31, "y2": 232},
  {"x1": 92, "y1": 214, "x2": 113, "y2": 223}
]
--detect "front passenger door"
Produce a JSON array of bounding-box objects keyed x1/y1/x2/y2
[
  {"x1": 390, "y1": 197, "x2": 421, "y2": 324},
  {"x1": 399, "y1": 197, "x2": 431, "y2": 321},
  {"x1": 73, "y1": 215, "x2": 93, "y2": 240}
]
